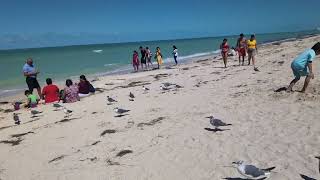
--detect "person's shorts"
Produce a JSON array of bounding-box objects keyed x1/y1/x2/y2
[
  {"x1": 238, "y1": 48, "x2": 246, "y2": 57},
  {"x1": 247, "y1": 48, "x2": 256, "y2": 56},
  {"x1": 141, "y1": 57, "x2": 146, "y2": 64},
  {"x1": 291, "y1": 63, "x2": 309, "y2": 78},
  {"x1": 26, "y1": 77, "x2": 40, "y2": 92}
]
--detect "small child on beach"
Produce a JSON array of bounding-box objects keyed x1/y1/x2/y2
[
  {"x1": 287, "y1": 42, "x2": 320, "y2": 93},
  {"x1": 25, "y1": 90, "x2": 39, "y2": 108}
]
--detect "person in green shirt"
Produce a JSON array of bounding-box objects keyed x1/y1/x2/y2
[{"x1": 25, "y1": 90, "x2": 39, "y2": 108}]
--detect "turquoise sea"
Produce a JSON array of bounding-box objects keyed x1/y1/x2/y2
[{"x1": 0, "y1": 29, "x2": 319, "y2": 97}]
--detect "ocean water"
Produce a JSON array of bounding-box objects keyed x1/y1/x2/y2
[{"x1": 0, "y1": 29, "x2": 319, "y2": 97}]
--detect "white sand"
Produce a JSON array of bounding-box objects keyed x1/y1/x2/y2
[{"x1": 0, "y1": 35, "x2": 320, "y2": 180}]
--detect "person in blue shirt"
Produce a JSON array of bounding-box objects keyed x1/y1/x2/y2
[
  {"x1": 287, "y1": 42, "x2": 320, "y2": 93},
  {"x1": 22, "y1": 58, "x2": 42, "y2": 98}
]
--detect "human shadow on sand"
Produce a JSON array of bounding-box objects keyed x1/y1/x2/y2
[{"x1": 274, "y1": 87, "x2": 287, "y2": 92}]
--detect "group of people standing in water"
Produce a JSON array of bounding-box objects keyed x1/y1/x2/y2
[
  {"x1": 132, "y1": 45, "x2": 179, "y2": 72},
  {"x1": 220, "y1": 33, "x2": 258, "y2": 71}
]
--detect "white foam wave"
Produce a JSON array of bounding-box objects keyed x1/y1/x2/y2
[
  {"x1": 93, "y1": 49, "x2": 103, "y2": 53},
  {"x1": 163, "y1": 50, "x2": 220, "y2": 63},
  {"x1": 104, "y1": 63, "x2": 115, "y2": 67}
]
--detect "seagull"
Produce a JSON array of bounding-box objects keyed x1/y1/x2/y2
[
  {"x1": 160, "y1": 86, "x2": 170, "y2": 91},
  {"x1": 114, "y1": 107, "x2": 130, "y2": 115},
  {"x1": 206, "y1": 116, "x2": 232, "y2": 128},
  {"x1": 13, "y1": 113, "x2": 20, "y2": 125},
  {"x1": 53, "y1": 103, "x2": 63, "y2": 108},
  {"x1": 316, "y1": 156, "x2": 320, "y2": 173},
  {"x1": 63, "y1": 107, "x2": 73, "y2": 118},
  {"x1": 175, "y1": 84, "x2": 183, "y2": 88},
  {"x1": 142, "y1": 86, "x2": 150, "y2": 91},
  {"x1": 232, "y1": 161, "x2": 276, "y2": 179},
  {"x1": 30, "y1": 110, "x2": 42, "y2": 117},
  {"x1": 163, "y1": 82, "x2": 172, "y2": 87},
  {"x1": 107, "y1": 96, "x2": 117, "y2": 103},
  {"x1": 129, "y1": 92, "x2": 135, "y2": 99}
]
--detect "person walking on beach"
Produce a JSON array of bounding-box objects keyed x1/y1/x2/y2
[
  {"x1": 172, "y1": 45, "x2": 178, "y2": 65},
  {"x1": 220, "y1": 39, "x2": 230, "y2": 68},
  {"x1": 146, "y1": 47, "x2": 153, "y2": 69},
  {"x1": 22, "y1": 58, "x2": 42, "y2": 98},
  {"x1": 139, "y1": 46, "x2": 147, "y2": 70},
  {"x1": 287, "y1": 42, "x2": 320, "y2": 93},
  {"x1": 236, "y1": 33, "x2": 247, "y2": 66},
  {"x1": 42, "y1": 78, "x2": 59, "y2": 104},
  {"x1": 155, "y1": 47, "x2": 163, "y2": 69},
  {"x1": 247, "y1": 35, "x2": 259, "y2": 71},
  {"x1": 132, "y1": 50, "x2": 140, "y2": 72}
]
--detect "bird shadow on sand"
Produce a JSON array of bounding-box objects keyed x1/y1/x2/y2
[
  {"x1": 223, "y1": 177, "x2": 266, "y2": 180},
  {"x1": 300, "y1": 174, "x2": 317, "y2": 180},
  {"x1": 204, "y1": 128, "x2": 230, "y2": 132},
  {"x1": 114, "y1": 114, "x2": 129, "y2": 118},
  {"x1": 54, "y1": 117, "x2": 79, "y2": 124},
  {"x1": 274, "y1": 87, "x2": 287, "y2": 92}
]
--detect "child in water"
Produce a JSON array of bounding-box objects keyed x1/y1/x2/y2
[{"x1": 287, "y1": 42, "x2": 320, "y2": 93}]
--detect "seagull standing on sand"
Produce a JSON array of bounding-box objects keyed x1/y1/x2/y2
[
  {"x1": 30, "y1": 110, "x2": 42, "y2": 117},
  {"x1": 13, "y1": 113, "x2": 20, "y2": 125},
  {"x1": 142, "y1": 86, "x2": 150, "y2": 91},
  {"x1": 160, "y1": 86, "x2": 170, "y2": 91},
  {"x1": 107, "y1": 96, "x2": 117, "y2": 104},
  {"x1": 114, "y1": 107, "x2": 130, "y2": 115},
  {"x1": 232, "y1": 161, "x2": 276, "y2": 179},
  {"x1": 206, "y1": 116, "x2": 232, "y2": 128},
  {"x1": 63, "y1": 107, "x2": 73, "y2": 118},
  {"x1": 129, "y1": 92, "x2": 135, "y2": 99}
]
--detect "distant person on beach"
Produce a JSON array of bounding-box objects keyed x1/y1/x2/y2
[
  {"x1": 287, "y1": 42, "x2": 320, "y2": 93},
  {"x1": 42, "y1": 78, "x2": 59, "y2": 103},
  {"x1": 62, "y1": 79, "x2": 80, "y2": 103},
  {"x1": 155, "y1": 47, "x2": 163, "y2": 69},
  {"x1": 139, "y1": 46, "x2": 147, "y2": 70},
  {"x1": 236, "y1": 33, "x2": 247, "y2": 66},
  {"x1": 228, "y1": 47, "x2": 237, "y2": 56},
  {"x1": 172, "y1": 45, "x2": 178, "y2": 65},
  {"x1": 220, "y1": 39, "x2": 230, "y2": 68},
  {"x1": 24, "y1": 90, "x2": 39, "y2": 108},
  {"x1": 132, "y1": 50, "x2": 140, "y2": 72},
  {"x1": 78, "y1": 75, "x2": 95, "y2": 97},
  {"x1": 247, "y1": 35, "x2": 259, "y2": 71},
  {"x1": 146, "y1": 47, "x2": 153, "y2": 69},
  {"x1": 23, "y1": 58, "x2": 42, "y2": 98}
]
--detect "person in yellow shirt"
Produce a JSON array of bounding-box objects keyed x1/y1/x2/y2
[
  {"x1": 155, "y1": 47, "x2": 163, "y2": 69},
  {"x1": 247, "y1": 35, "x2": 259, "y2": 71}
]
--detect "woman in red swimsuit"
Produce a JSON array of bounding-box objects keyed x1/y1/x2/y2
[{"x1": 220, "y1": 38, "x2": 230, "y2": 68}]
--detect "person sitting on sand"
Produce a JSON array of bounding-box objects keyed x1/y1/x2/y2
[
  {"x1": 287, "y1": 42, "x2": 320, "y2": 93},
  {"x1": 228, "y1": 47, "x2": 237, "y2": 57},
  {"x1": 247, "y1": 35, "x2": 259, "y2": 71},
  {"x1": 146, "y1": 47, "x2": 153, "y2": 69},
  {"x1": 155, "y1": 47, "x2": 163, "y2": 69},
  {"x1": 236, "y1": 33, "x2": 247, "y2": 66},
  {"x1": 25, "y1": 90, "x2": 39, "y2": 108},
  {"x1": 132, "y1": 50, "x2": 140, "y2": 72},
  {"x1": 78, "y1": 75, "x2": 95, "y2": 97},
  {"x1": 220, "y1": 39, "x2": 230, "y2": 68},
  {"x1": 42, "y1": 78, "x2": 59, "y2": 104},
  {"x1": 62, "y1": 79, "x2": 80, "y2": 103}
]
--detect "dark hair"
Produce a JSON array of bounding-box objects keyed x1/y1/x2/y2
[
  {"x1": 311, "y1": 42, "x2": 320, "y2": 53},
  {"x1": 240, "y1": 33, "x2": 244, "y2": 37},
  {"x1": 80, "y1": 75, "x2": 87, "y2": 81},
  {"x1": 139, "y1": 46, "x2": 143, "y2": 49},
  {"x1": 251, "y1": 34, "x2": 255, "y2": 38},
  {"x1": 66, "y1": 79, "x2": 73, "y2": 87},
  {"x1": 173, "y1": 45, "x2": 177, "y2": 49},
  {"x1": 46, "y1": 78, "x2": 52, "y2": 85},
  {"x1": 146, "y1": 47, "x2": 149, "y2": 49},
  {"x1": 25, "y1": 90, "x2": 31, "y2": 96},
  {"x1": 223, "y1": 39, "x2": 227, "y2": 42}
]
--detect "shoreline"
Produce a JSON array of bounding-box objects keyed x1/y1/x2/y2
[{"x1": 0, "y1": 33, "x2": 318, "y2": 102}]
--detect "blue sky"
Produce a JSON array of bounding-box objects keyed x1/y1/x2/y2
[{"x1": 0, "y1": 0, "x2": 319, "y2": 49}]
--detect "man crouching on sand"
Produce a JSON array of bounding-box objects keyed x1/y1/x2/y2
[{"x1": 287, "y1": 42, "x2": 320, "y2": 93}]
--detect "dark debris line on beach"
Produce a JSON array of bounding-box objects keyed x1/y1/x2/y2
[
  {"x1": 48, "y1": 155, "x2": 66, "y2": 163},
  {"x1": 137, "y1": 117, "x2": 165, "y2": 128},
  {"x1": 116, "y1": 150, "x2": 133, "y2": 157}
]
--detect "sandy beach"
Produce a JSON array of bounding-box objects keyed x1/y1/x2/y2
[{"x1": 0, "y1": 35, "x2": 319, "y2": 179}]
